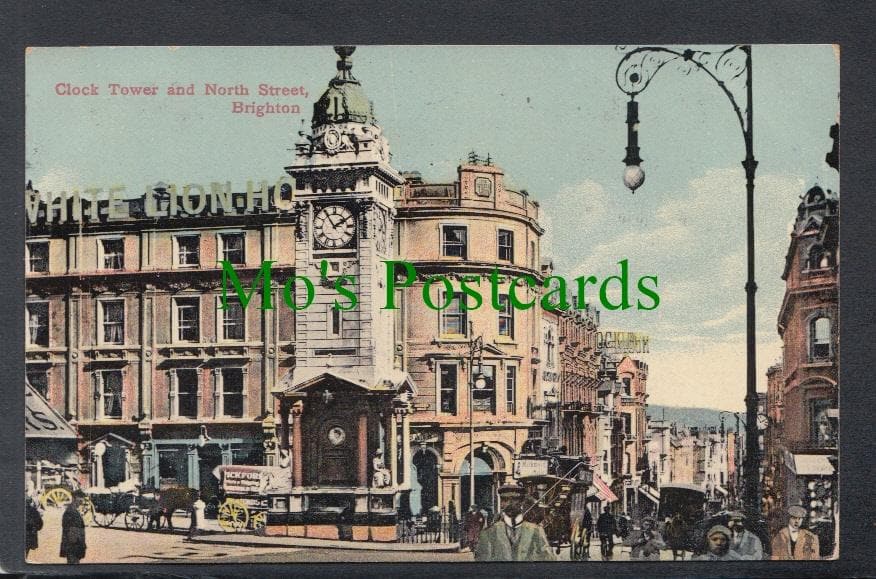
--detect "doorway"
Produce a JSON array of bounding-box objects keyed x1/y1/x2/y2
[{"x1": 459, "y1": 451, "x2": 496, "y2": 518}]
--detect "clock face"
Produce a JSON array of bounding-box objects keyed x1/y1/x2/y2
[
  {"x1": 314, "y1": 205, "x2": 355, "y2": 249},
  {"x1": 328, "y1": 426, "x2": 346, "y2": 446},
  {"x1": 757, "y1": 414, "x2": 769, "y2": 431}
]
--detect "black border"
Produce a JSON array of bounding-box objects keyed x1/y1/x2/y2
[{"x1": 3, "y1": 1, "x2": 875, "y2": 576}]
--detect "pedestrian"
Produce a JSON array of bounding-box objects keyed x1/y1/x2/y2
[
  {"x1": 770, "y1": 505, "x2": 820, "y2": 560},
  {"x1": 448, "y1": 499, "x2": 459, "y2": 542},
  {"x1": 581, "y1": 508, "x2": 594, "y2": 543},
  {"x1": 25, "y1": 496, "x2": 43, "y2": 558},
  {"x1": 461, "y1": 504, "x2": 485, "y2": 552},
  {"x1": 474, "y1": 485, "x2": 555, "y2": 561},
  {"x1": 631, "y1": 517, "x2": 666, "y2": 560},
  {"x1": 727, "y1": 510, "x2": 764, "y2": 560},
  {"x1": 693, "y1": 525, "x2": 742, "y2": 561},
  {"x1": 60, "y1": 493, "x2": 87, "y2": 564},
  {"x1": 665, "y1": 513, "x2": 689, "y2": 560},
  {"x1": 595, "y1": 505, "x2": 617, "y2": 560}
]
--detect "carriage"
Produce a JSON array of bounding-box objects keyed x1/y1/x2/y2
[
  {"x1": 84, "y1": 482, "x2": 153, "y2": 530},
  {"x1": 214, "y1": 465, "x2": 291, "y2": 532},
  {"x1": 658, "y1": 483, "x2": 707, "y2": 555},
  {"x1": 515, "y1": 455, "x2": 593, "y2": 560}
]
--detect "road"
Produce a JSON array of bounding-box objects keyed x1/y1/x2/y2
[{"x1": 27, "y1": 508, "x2": 683, "y2": 564}]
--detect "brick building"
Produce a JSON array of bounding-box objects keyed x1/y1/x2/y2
[{"x1": 772, "y1": 183, "x2": 838, "y2": 553}]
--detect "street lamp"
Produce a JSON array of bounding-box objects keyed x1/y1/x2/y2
[
  {"x1": 467, "y1": 320, "x2": 486, "y2": 509},
  {"x1": 616, "y1": 45, "x2": 761, "y2": 518}
]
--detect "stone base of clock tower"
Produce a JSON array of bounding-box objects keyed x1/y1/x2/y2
[{"x1": 271, "y1": 368, "x2": 416, "y2": 541}]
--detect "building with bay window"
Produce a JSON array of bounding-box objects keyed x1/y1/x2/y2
[{"x1": 770, "y1": 184, "x2": 838, "y2": 555}]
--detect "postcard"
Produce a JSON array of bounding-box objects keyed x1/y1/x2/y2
[{"x1": 24, "y1": 45, "x2": 838, "y2": 563}]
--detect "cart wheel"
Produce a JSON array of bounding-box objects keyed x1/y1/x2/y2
[
  {"x1": 250, "y1": 510, "x2": 267, "y2": 531},
  {"x1": 218, "y1": 498, "x2": 249, "y2": 532},
  {"x1": 93, "y1": 510, "x2": 116, "y2": 528},
  {"x1": 125, "y1": 507, "x2": 147, "y2": 530},
  {"x1": 78, "y1": 497, "x2": 94, "y2": 525},
  {"x1": 40, "y1": 487, "x2": 73, "y2": 509}
]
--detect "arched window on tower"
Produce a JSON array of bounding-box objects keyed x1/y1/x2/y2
[
  {"x1": 809, "y1": 316, "x2": 831, "y2": 361},
  {"x1": 807, "y1": 244, "x2": 834, "y2": 270}
]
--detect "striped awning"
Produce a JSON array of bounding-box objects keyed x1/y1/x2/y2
[{"x1": 593, "y1": 473, "x2": 618, "y2": 502}]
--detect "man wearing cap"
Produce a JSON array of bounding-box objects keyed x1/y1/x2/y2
[
  {"x1": 770, "y1": 505, "x2": 820, "y2": 560},
  {"x1": 630, "y1": 517, "x2": 666, "y2": 560},
  {"x1": 693, "y1": 525, "x2": 742, "y2": 561},
  {"x1": 726, "y1": 511, "x2": 763, "y2": 560},
  {"x1": 474, "y1": 485, "x2": 556, "y2": 561}
]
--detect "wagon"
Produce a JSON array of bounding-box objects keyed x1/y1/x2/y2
[
  {"x1": 516, "y1": 456, "x2": 593, "y2": 559},
  {"x1": 215, "y1": 465, "x2": 291, "y2": 532},
  {"x1": 35, "y1": 464, "x2": 94, "y2": 524},
  {"x1": 84, "y1": 486, "x2": 153, "y2": 530}
]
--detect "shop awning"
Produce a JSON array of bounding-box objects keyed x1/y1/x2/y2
[
  {"x1": 637, "y1": 485, "x2": 660, "y2": 504},
  {"x1": 592, "y1": 473, "x2": 618, "y2": 503},
  {"x1": 25, "y1": 384, "x2": 77, "y2": 439},
  {"x1": 714, "y1": 485, "x2": 729, "y2": 496},
  {"x1": 788, "y1": 453, "x2": 835, "y2": 476}
]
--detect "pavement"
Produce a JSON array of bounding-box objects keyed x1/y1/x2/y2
[
  {"x1": 189, "y1": 532, "x2": 460, "y2": 551},
  {"x1": 25, "y1": 507, "x2": 686, "y2": 564}
]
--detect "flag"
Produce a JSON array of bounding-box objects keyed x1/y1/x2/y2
[{"x1": 593, "y1": 473, "x2": 618, "y2": 502}]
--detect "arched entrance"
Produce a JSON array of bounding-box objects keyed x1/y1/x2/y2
[
  {"x1": 459, "y1": 450, "x2": 497, "y2": 518},
  {"x1": 410, "y1": 449, "x2": 439, "y2": 517}
]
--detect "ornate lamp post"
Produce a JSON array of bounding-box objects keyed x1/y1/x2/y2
[
  {"x1": 467, "y1": 320, "x2": 487, "y2": 508},
  {"x1": 615, "y1": 45, "x2": 760, "y2": 517}
]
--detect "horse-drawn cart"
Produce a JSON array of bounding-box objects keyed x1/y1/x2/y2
[
  {"x1": 85, "y1": 485, "x2": 153, "y2": 530},
  {"x1": 515, "y1": 455, "x2": 593, "y2": 559},
  {"x1": 215, "y1": 465, "x2": 291, "y2": 533}
]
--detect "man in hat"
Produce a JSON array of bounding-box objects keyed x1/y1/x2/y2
[
  {"x1": 461, "y1": 504, "x2": 485, "y2": 552},
  {"x1": 595, "y1": 505, "x2": 617, "y2": 560},
  {"x1": 727, "y1": 510, "x2": 764, "y2": 560},
  {"x1": 631, "y1": 516, "x2": 666, "y2": 560},
  {"x1": 474, "y1": 485, "x2": 556, "y2": 561},
  {"x1": 693, "y1": 525, "x2": 742, "y2": 561},
  {"x1": 770, "y1": 505, "x2": 820, "y2": 560}
]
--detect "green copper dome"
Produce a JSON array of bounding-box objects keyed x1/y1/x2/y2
[{"x1": 312, "y1": 46, "x2": 375, "y2": 128}]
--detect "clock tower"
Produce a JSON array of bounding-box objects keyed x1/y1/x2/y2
[
  {"x1": 273, "y1": 48, "x2": 414, "y2": 538},
  {"x1": 285, "y1": 45, "x2": 405, "y2": 385}
]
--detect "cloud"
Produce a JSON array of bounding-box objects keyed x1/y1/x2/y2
[{"x1": 701, "y1": 303, "x2": 747, "y2": 328}]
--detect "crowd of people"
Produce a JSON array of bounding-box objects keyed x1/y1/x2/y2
[{"x1": 466, "y1": 486, "x2": 824, "y2": 562}]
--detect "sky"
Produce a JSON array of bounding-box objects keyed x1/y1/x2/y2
[{"x1": 25, "y1": 45, "x2": 840, "y2": 411}]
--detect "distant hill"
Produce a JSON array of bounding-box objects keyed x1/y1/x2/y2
[{"x1": 646, "y1": 405, "x2": 743, "y2": 432}]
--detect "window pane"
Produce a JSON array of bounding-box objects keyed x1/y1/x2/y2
[
  {"x1": 498, "y1": 294, "x2": 513, "y2": 337},
  {"x1": 440, "y1": 292, "x2": 467, "y2": 336},
  {"x1": 506, "y1": 366, "x2": 516, "y2": 413},
  {"x1": 439, "y1": 365, "x2": 457, "y2": 414},
  {"x1": 28, "y1": 242, "x2": 49, "y2": 272},
  {"x1": 221, "y1": 233, "x2": 245, "y2": 264},
  {"x1": 442, "y1": 226, "x2": 467, "y2": 258},
  {"x1": 177, "y1": 369, "x2": 198, "y2": 418},
  {"x1": 103, "y1": 371, "x2": 123, "y2": 418},
  {"x1": 26, "y1": 303, "x2": 49, "y2": 346},
  {"x1": 223, "y1": 301, "x2": 244, "y2": 341},
  {"x1": 102, "y1": 239, "x2": 124, "y2": 269},
  {"x1": 498, "y1": 230, "x2": 513, "y2": 262},
  {"x1": 176, "y1": 298, "x2": 200, "y2": 341},
  {"x1": 810, "y1": 317, "x2": 831, "y2": 359},
  {"x1": 222, "y1": 368, "x2": 244, "y2": 418},
  {"x1": 177, "y1": 235, "x2": 200, "y2": 266},
  {"x1": 102, "y1": 301, "x2": 124, "y2": 344}
]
